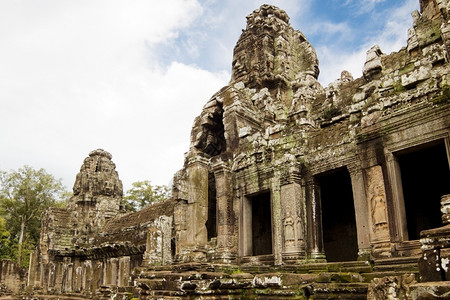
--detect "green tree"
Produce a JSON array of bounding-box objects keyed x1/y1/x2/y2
[
  {"x1": 124, "y1": 181, "x2": 170, "y2": 211},
  {"x1": 0, "y1": 166, "x2": 67, "y2": 266},
  {"x1": 0, "y1": 216, "x2": 11, "y2": 259}
]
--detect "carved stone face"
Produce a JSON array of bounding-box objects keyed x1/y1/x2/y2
[{"x1": 230, "y1": 4, "x2": 319, "y2": 89}]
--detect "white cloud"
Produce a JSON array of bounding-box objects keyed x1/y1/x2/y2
[{"x1": 0, "y1": 0, "x2": 228, "y2": 191}]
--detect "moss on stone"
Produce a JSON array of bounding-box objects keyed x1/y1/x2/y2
[
  {"x1": 321, "y1": 106, "x2": 341, "y2": 121},
  {"x1": 431, "y1": 84, "x2": 450, "y2": 105},
  {"x1": 393, "y1": 81, "x2": 406, "y2": 94}
]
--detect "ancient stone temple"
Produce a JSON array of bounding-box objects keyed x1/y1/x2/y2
[
  {"x1": 27, "y1": 0, "x2": 450, "y2": 299},
  {"x1": 28, "y1": 149, "x2": 174, "y2": 297}
]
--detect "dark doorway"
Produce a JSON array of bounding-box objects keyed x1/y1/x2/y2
[
  {"x1": 398, "y1": 141, "x2": 450, "y2": 240},
  {"x1": 206, "y1": 172, "x2": 217, "y2": 240},
  {"x1": 319, "y1": 168, "x2": 358, "y2": 262},
  {"x1": 251, "y1": 192, "x2": 272, "y2": 255}
]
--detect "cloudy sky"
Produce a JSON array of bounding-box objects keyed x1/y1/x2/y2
[{"x1": 0, "y1": 0, "x2": 419, "y2": 193}]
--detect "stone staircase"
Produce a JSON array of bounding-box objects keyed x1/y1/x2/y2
[{"x1": 135, "y1": 260, "x2": 415, "y2": 299}]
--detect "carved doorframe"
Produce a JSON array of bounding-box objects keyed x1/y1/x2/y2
[{"x1": 385, "y1": 134, "x2": 450, "y2": 243}]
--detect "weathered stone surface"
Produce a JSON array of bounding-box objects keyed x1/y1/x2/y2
[
  {"x1": 410, "y1": 281, "x2": 450, "y2": 299},
  {"x1": 0, "y1": 260, "x2": 26, "y2": 295},
  {"x1": 363, "y1": 45, "x2": 384, "y2": 80}
]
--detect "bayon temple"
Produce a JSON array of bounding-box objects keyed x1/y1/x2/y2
[{"x1": 4, "y1": 0, "x2": 450, "y2": 298}]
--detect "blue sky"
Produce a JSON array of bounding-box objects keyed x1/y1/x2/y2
[{"x1": 0, "y1": 0, "x2": 419, "y2": 192}]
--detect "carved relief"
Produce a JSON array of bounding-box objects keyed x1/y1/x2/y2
[
  {"x1": 372, "y1": 185, "x2": 388, "y2": 229},
  {"x1": 365, "y1": 165, "x2": 390, "y2": 241},
  {"x1": 281, "y1": 183, "x2": 305, "y2": 256},
  {"x1": 283, "y1": 212, "x2": 295, "y2": 249}
]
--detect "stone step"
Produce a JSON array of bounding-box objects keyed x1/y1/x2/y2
[
  {"x1": 283, "y1": 260, "x2": 372, "y2": 274},
  {"x1": 138, "y1": 280, "x2": 369, "y2": 299},
  {"x1": 373, "y1": 256, "x2": 420, "y2": 272},
  {"x1": 361, "y1": 271, "x2": 419, "y2": 283},
  {"x1": 311, "y1": 282, "x2": 368, "y2": 300}
]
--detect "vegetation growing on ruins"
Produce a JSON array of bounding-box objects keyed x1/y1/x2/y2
[{"x1": 431, "y1": 83, "x2": 450, "y2": 105}]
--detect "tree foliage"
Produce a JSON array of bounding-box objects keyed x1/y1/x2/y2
[
  {"x1": 0, "y1": 166, "x2": 68, "y2": 266},
  {"x1": 0, "y1": 216, "x2": 11, "y2": 259},
  {"x1": 124, "y1": 181, "x2": 170, "y2": 211}
]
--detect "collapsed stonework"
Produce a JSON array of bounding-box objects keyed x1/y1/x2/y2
[{"x1": 26, "y1": 0, "x2": 450, "y2": 299}]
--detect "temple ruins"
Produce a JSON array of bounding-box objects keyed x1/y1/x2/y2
[{"x1": 18, "y1": 0, "x2": 450, "y2": 298}]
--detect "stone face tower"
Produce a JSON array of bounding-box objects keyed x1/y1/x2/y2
[
  {"x1": 67, "y1": 149, "x2": 124, "y2": 245},
  {"x1": 231, "y1": 4, "x2": 319, "y2": 90}
]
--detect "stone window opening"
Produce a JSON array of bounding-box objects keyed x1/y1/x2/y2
[
  {"x1": 396, "y1": 140, "x2": 450, "y2": 240},
  {"x1": 242, "y1": 191, "x2": 273, "y2": 256},
  {"x1": 317, "y1": 167, "x2": 358, "y2": 262}
]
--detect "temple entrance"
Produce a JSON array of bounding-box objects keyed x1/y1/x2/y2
[
  {"x1": 252, "y1": 192, "x2": 272, "y2": 255},
  {"x1": 397, "y1": 140, "x2": 450, "y2": 240},
  {"x1": 242, "y1": 191, "x2": 272, "y2": 256},
  {"x1": 318, "y1": 168, "x2": 358, "y2": 262}
]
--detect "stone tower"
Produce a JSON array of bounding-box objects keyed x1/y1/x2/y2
[{"x1": 68, "y1": 149, "x2": 123, "y2": 245}]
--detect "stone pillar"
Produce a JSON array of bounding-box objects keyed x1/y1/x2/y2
[
  {"x1": 82, "y1": 260, "x2": 92, "y2": 293},
  {"x1": 305, "y1": 176, "x2": 325, "y2": 260},
  {"x1": 107, "y1": 258, "x2": 118, "y2": 286},
  {"x1": 45, "y1": 262, "x2": 55, "y2": 292},
  {"x1": 118, "y1": 256, "x2": 130, "y2": 287},
  {"x1": 212, "y1": 161, "x2": 236, "y2": 263},
  {"x1": 240, "y1": 186, "x2": 253, "y2": 257},
  {"x1": 281, "y1": 182, "x2": 306, "y2": 262},
  {"x1": 175, "y1": 153, "x2": 210, "y2": 262},
  {"x1": 54, "y1": 261, "x2": 64, "y2": 292},
  {"x1": 386, "y1": 151, "x2": 408, "y2": 242},
  {"x1": 73, "y1": 258, "x2": 82, "y2": 292},
  {"x1": 62, "y1": 258, "x2": 73, "y2": 293},
  {"x1": 349, "y1": 167, "x2": 371, "y2": 259},
  {"x1": 271, "y1": 178, "x2": 283, "y2": 266},
  {"x1": 27, "y1": 250, "x2": 38, "y2": 288},
  {"x1": 92, "y1": 261, "x2": 102, "y2": 292},
  {"x1": 366, "y1": 165, "x2": 392, "y2": 258},
  {"x1": 144, "y1": 227, "x2": 162, "y2": 264}
]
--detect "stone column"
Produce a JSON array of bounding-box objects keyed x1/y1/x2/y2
[
  {"x1": 366, "y1": 164, "x2": 392, "y2": 258},
  {"x1": 271, "y1": 177, "x2": 283, "y2": 266},
  {"x1": 62, "y1": 258, "x2": 73, "y2": 293},
  {"x1": 118, "y1": 256, "x2": 130, "y2": 287},
  {"x1": 349, "y1": 166, "x2": 371, "y2": 259},
  {"x1": 92, "y1": 261, "x2": 102, "y2": 292},
  {"x1": 239, "y1": 184, "x2": 252, "y2": 257},
  {"x1": 281, "y1": 182, "x2": 306, "y2": 262},
  {"x1": 73, "y1": 258, "x2": 82, "y2": 292},
  {"x1": 175, "y1": 153, "x2": 210, "y2": 262},
  {"x1": 82, "y1": 260, "x2": 92, "y2": 293},
  {"x1": 386, "y1": 152, "x2": 407, "y2": 242},
  {"x1": 54, "y1": 261, "x2": 64, "y2": 292},
  {"x1": 212, "y1": 161, "x2": 236, "y2": 263},
  {"x1": 27, "y1": 250, "x2": 38, "y2": 288},
  {"x1": 305, "y1": 176, "x2": 325, "y2": 260}
]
